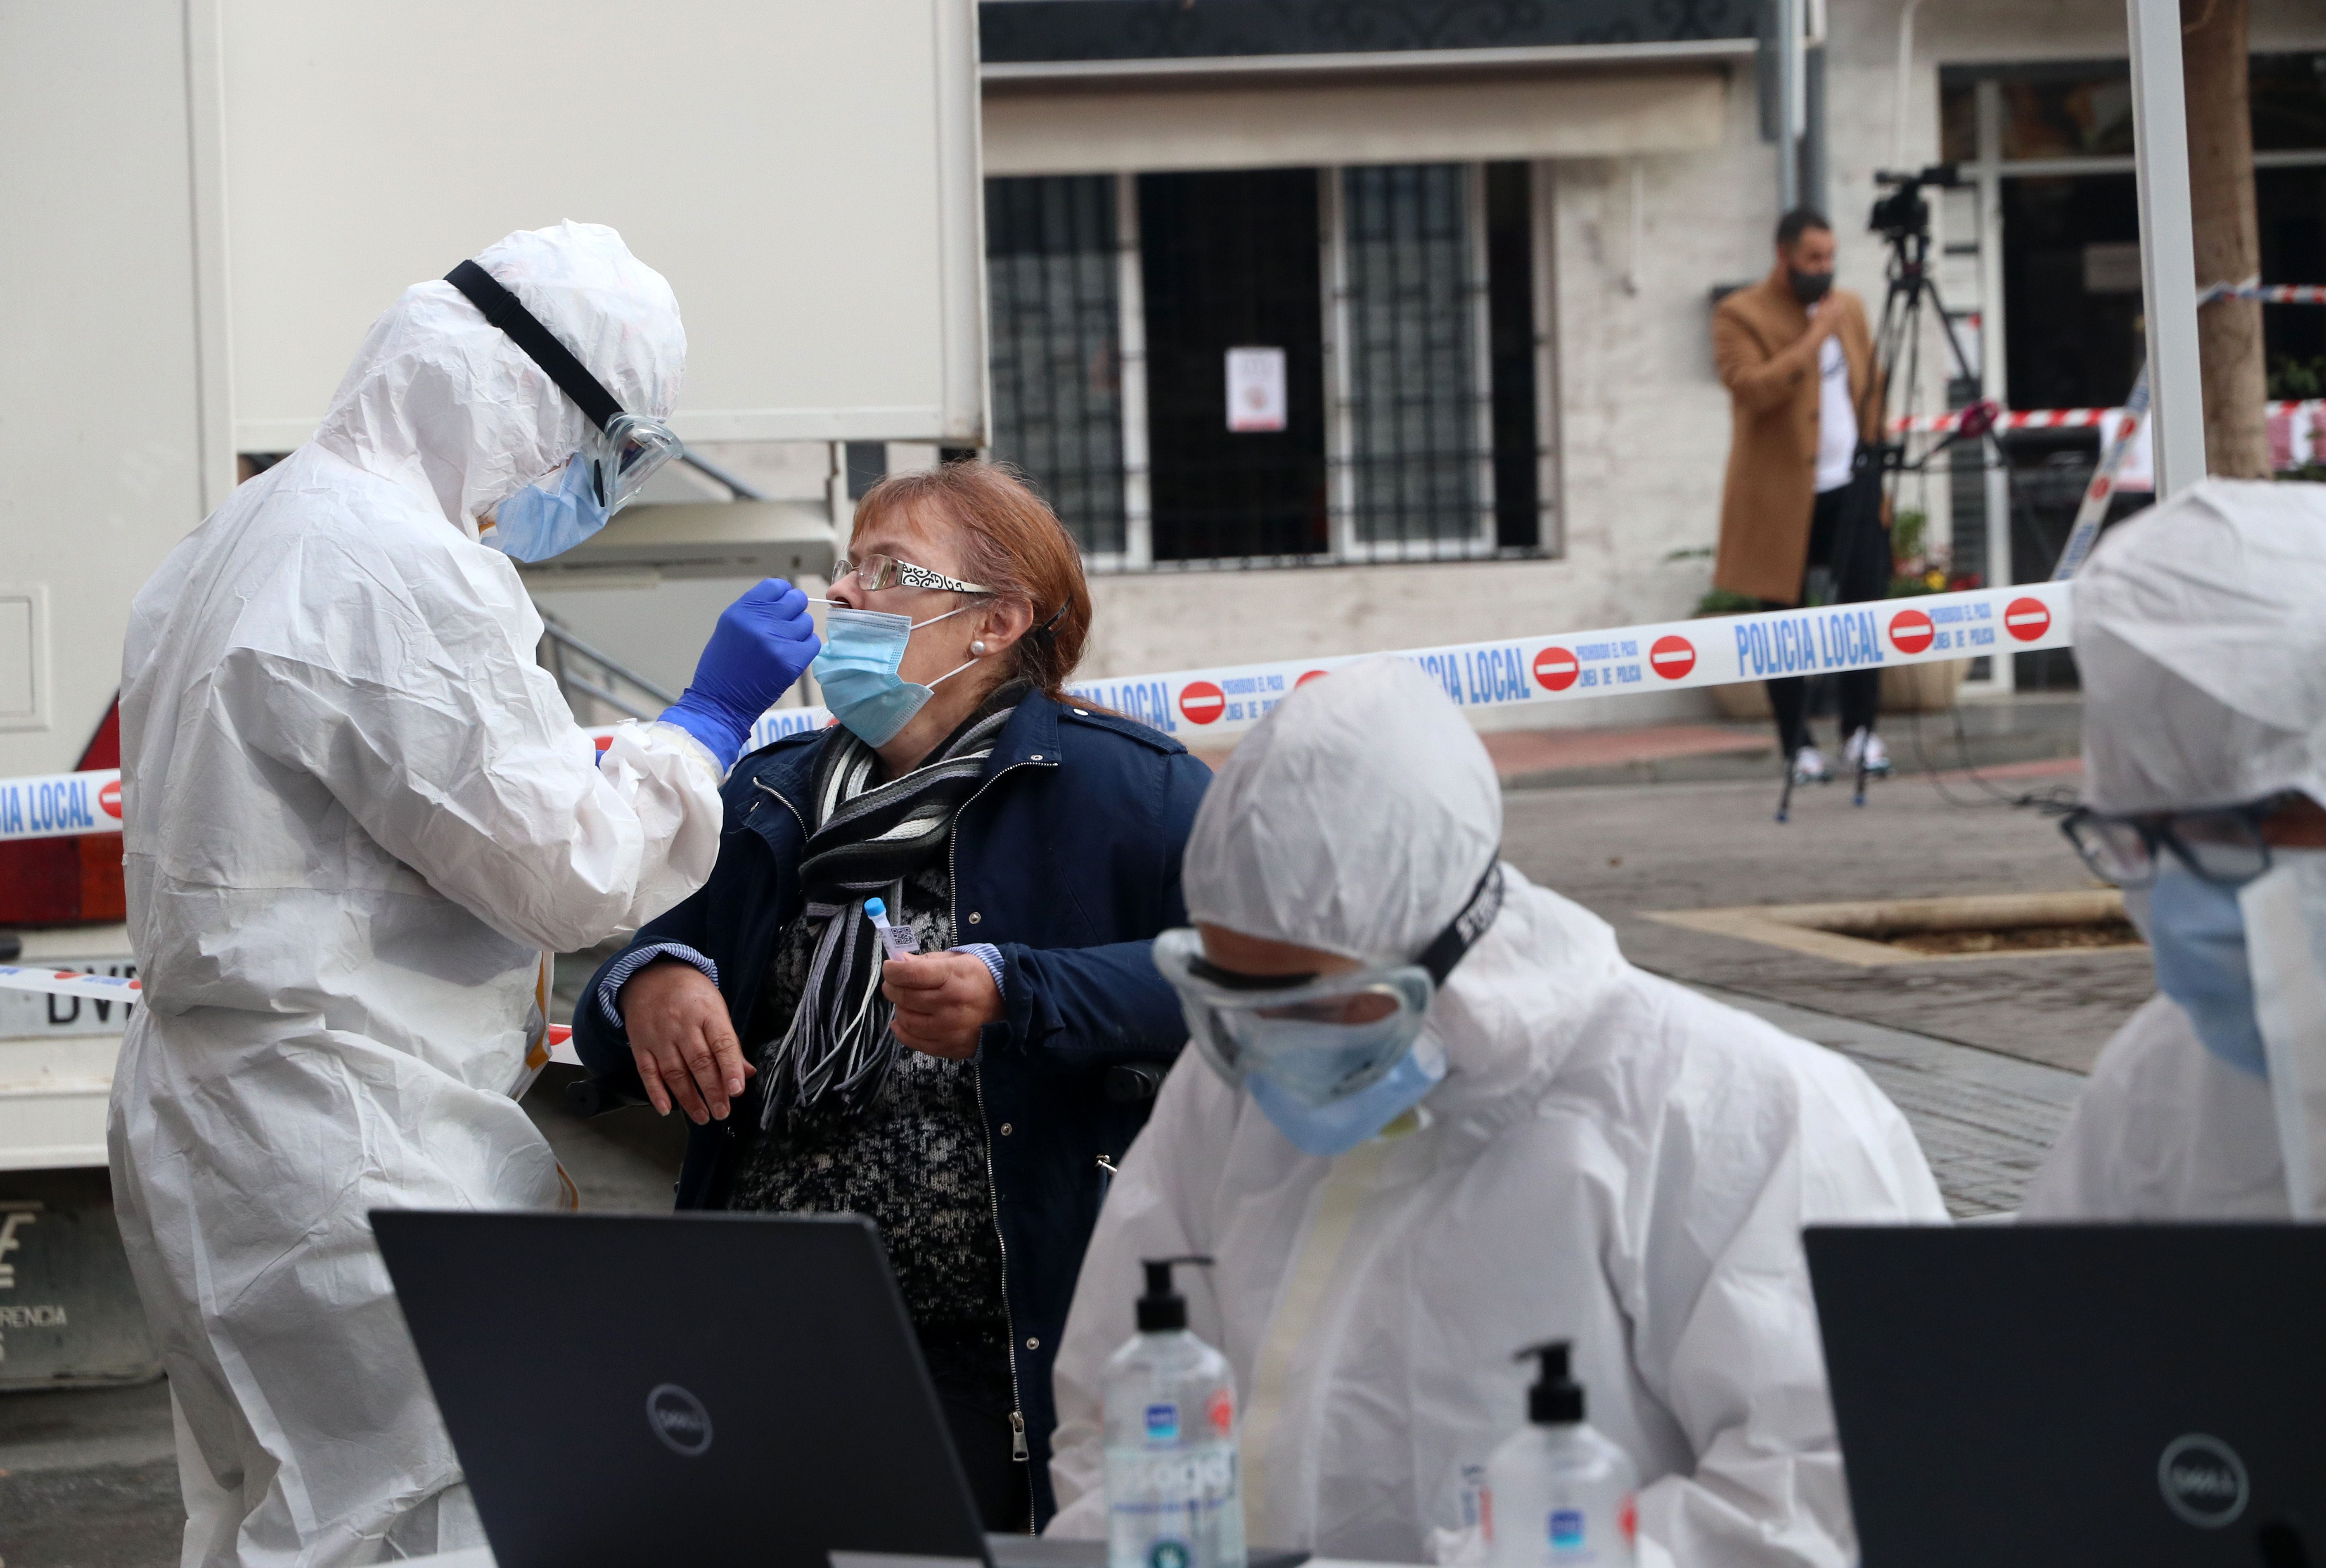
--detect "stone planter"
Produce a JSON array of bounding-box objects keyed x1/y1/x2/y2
[
  {"x1": 1705, "y1": 657, "x2": 1969, "y2": 720},
  {"x1": 1881, "y1": 657, "x2": 1971, "y2": 713},
  {"x1": 1710, "y1": 678, "x2": 1774, "y2": 721}
]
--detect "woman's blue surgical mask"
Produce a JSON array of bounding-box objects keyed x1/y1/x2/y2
[
  {"x1": 485, "y1": 452, "x2": 609, "y2": 564},
  {"x1": 812, "y1": 604, "x2": 978, "y2": 748},
  {"x1": 2149, "y1": 865, "x2": 2270, "y2": 1076}
]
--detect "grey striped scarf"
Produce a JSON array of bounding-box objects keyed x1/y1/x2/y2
[{"x1": 758, "y1": 698, "x2": 1018, "y2": 1124}]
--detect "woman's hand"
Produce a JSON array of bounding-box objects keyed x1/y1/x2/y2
[
  {"x1": 618, "y1": 959, "x2": 754, "y2": 1124},
  {"x1": 882, "y1": 951, "x2": 1003, "y2": 1061}
]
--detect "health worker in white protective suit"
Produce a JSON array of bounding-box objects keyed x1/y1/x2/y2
[
  {"x1": 110, "y1": 221, "x2": 821, "y2": 1568},
  {"x1": 1045, "y1": 657, "x2": 1947, "y2": 1568},
  {"x1": 2024, "y1": 479, "x2": 2326, "y2": 1220}
]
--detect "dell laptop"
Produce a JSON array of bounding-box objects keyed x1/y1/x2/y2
[
  {"x1": 376, "y1": 1209, "x2": 1305, "y2": 1568},
  {"x1": 1807, "y1": 1224, "x2": 2325, "y2": 1567}
]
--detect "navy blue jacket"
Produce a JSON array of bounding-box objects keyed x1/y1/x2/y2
[{"x1": 573, "y1": 694, "x2": 1210, "y2": 1522}]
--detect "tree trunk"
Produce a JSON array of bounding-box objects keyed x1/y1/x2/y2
[{"x1": 2182, "y1": 0, "x2": 2271, "y2": 478}]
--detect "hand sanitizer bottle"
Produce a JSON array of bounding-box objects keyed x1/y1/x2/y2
[
  {"x1": 1103, "y1": 1257, "x2": 1247, "y2": 1568},
  {"x1": 1485, "y1": 1342, "x2": 1639, "y2": 1568}
]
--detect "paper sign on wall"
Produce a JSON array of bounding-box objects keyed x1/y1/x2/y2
[{"x1": 1226, "y1": 347, "x2": 1288, "y2": 433}]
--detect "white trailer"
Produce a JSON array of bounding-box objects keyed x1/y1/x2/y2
[{"x1": 0, "y1": 1, "x2": 985, "y2": 1369}]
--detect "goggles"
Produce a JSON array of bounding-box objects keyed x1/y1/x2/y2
[
  {"x1": 1153, "y1": 859, "x2": 1505, "y2": 1106},
  {"x1": 2059, "y1": 795, "x2": 2292, "y2": 891},
  {"x1": 445, "y1": 260, "x2": 682, "y2": 516}
]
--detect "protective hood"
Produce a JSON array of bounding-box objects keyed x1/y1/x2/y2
[
  {"x1": 1182, "y1": 656, "x2": 1622, "y2": 1119},
  {"x1": 2077, "y1": 479, "x2": 2326, "y2": 813},
  {"x1": 312, "y1": 220, "x2": 684, "y2": 538},
  {"x1": 1185, "y1": 656, "x2": 1503, "y2": 965}
]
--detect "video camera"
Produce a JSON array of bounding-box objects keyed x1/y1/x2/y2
[{"x1": 1868, "y1": 163, "x2": 1963, "y2": 245}]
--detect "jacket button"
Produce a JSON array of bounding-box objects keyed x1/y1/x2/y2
[
  {"x1": 968, "y1": 911, "x2": 982, "y2": 924},
  {"x1": 1000, "y1": 1122, "x2": 1014, "y2": 1136},
  {"x1": 1030, "y1": 753, "x2": 1044, "y2": 761},
  {"x1": 1026, "y1": 1336, "x2": 1040, "y2": 1350},
  {"x1": 1072, "y1": 708, "x2": 1090, "y2": 716}
]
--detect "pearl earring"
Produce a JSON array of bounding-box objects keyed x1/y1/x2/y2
[{"x1": 970, "y1": 640, "x2": 987, "y2": 654}]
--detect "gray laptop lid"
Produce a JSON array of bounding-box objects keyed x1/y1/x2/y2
[
  {"x1": 375, "y1": 1210, "x2": 992, "y2": 1568},
  {"x1": 1807, "y1": 1224, "x2": 2325, "y2": 1567}
]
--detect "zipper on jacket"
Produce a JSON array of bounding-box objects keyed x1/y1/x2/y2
[
  {"x1": 750, "y1": 777, "x2": 806, "y2": 838},
  {"x1": 950, "y1": 756, "x2": 1049, "y2": 1529}
]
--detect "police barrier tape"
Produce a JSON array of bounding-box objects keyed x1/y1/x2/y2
[
  {"x1": 1, "y1": 581, "x2": 2075, "y2": 845},
  {"x1": 1895, "y1": 394, "x2": 2326, "y2": 437},
  {"x1": 0, "y1": 959, "x2": 589, "y2": 1054},
  {"x1": 0, "y1": 964, "x2": 142, "y2": 1003}
]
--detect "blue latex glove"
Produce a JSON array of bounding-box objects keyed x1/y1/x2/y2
[{"x1": 658, "y1": 579, "x2": 822, "y2": 768}]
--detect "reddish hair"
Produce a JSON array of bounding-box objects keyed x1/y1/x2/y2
[{"x1": 850, "y1": 460, "x2": 1093, "y2": 701}]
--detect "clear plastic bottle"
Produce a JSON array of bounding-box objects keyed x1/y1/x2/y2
[
  {"x1": 1102, "y1": 1256, "x2": 1247, "y2": 1568},
  {"x1": 865, "y1": 896, "x2": 919, "y2": 961},
  {"x1": 1485, "y1": 1342, "x2": 1639, "y2": 1568}
]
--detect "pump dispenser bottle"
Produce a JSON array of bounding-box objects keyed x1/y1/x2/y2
[
  {"x1": 1101, "y1": 1256, "x2": 1247, "y2": 1568},
  {"x1": 1485, "y1": 1342, "x2": 1639, "y2": 1568}
]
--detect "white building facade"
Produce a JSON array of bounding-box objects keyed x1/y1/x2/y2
[{"x1": 953, "y1": 0, "x2": 2326, "y2": 725}]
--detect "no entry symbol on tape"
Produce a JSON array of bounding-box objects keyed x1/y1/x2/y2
[
  {"x1": 1649, "y1": 635, "x2": 1697, "y2": 681},
  {"x1": 1178, "y1": 681, "x2": 1226, "y2": 724},
  {"x1": 1888, "y1": 609, "x2": 1935, "y2": 656},
  {"x1": 2005, "y1": 597, "x2": 2052, "y2": 642},
  {"x1": 1533, "y1": 647, "x2": 1579, "y2": 692}
]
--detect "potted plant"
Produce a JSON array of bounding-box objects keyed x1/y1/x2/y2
[{"x1": 1880, "y1": 510, "x2": 1980, "y2": 712}]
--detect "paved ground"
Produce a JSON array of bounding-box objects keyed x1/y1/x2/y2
[
  {"x1": 0, "y1": 695, "x2": 2132, "y2": 1563},
  {"x1": 0, "y1": 1380, "x2": 181, "y2": 1568},
  {"x1": 1503, "y1": 757, "x2": 2150, "y2": 1076}
]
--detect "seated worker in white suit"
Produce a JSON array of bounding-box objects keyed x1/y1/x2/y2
[
  {"x1": 1044, "y1": 657, "x2": 1947, "y2": 1568},
  {"x1": 2024, "y1": 480, "x2": 2326, "y2": 1220}
]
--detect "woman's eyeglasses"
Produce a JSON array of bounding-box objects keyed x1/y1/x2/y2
[
  {"x1": 831, "y1": 553, "x2": 992, "y2": 596},
  {"x1": 2058, "y1": 796, "x2": 2289, "y2": 889}
]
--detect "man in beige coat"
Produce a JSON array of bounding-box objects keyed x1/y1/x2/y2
[{"x1": 1713, "y1": 208, "x2": 1888, "y2": 783}]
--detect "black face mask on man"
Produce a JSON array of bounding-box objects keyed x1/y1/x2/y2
[{"x1": 1789, "y1": 268, "x2": 1834, "y2": 306}]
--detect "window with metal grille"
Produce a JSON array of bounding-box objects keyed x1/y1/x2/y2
[
  {"x1": 984, "y1": 175, "x2": 1126, "y2": 556},
  {"x1": 1335, "y1": 163, "x2": 1490, "y2": 553},
  {"x1": 980, "y1": 161, "x2": 1549, "y2": 570}
]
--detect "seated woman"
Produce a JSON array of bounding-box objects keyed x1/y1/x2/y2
[
  {"x1": 1045, "y1": 657, "x2": 1946, "y2": 1566},
  {"x1": 573, "y1": 460, "x2": 1208, "y2": 1531}
]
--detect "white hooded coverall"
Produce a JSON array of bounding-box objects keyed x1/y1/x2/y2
[
  {"x1": 109, "y1": 223, "x2": 724, "y2": 1567},
  {"x1": 2024, "y1": 479, "x2": 2326, "y2": 1220},
  {"x1": 1046, "y1": 658, "x2": 1947, "y2": 1568}
]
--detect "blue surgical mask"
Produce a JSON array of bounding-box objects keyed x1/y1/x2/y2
[
  {"x1": 2149, "y1": 866, "x2": 2269, "y2": 1077},
  {"x1": 485, "y1": 452, "x2": 609, "y2": 563},
  {"x1": 1246, "y1": 1033, "x2": 1447, "y2": 1158},
  {"x1": 812, "y1": 604, "x2": 978, "y2": 748}
]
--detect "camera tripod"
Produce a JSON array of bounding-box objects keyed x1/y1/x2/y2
[{"x1": 1772, "y1": 165, "x2": 2030, "y2": 825}]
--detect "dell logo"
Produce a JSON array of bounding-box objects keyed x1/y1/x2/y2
[
  {"x1": 2157, "y1": 1434, "x2": 2249, "y2": 1528},
  {"x1": 646, "y1": 1383, "x2": 714, "y2": 1457}
]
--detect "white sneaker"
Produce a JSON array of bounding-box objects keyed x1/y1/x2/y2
[
  {"x1": 1843, "y1": 728, "x2": 1893, "y2": 778},
  {"x1": 1791, "y1": 745, "x2": 1831, "y2": 784}
]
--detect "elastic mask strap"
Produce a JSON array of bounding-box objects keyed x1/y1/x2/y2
[
  {"x1": 1413, "y1": 858, "x2": 1506, "y2": 987},
  {"x1": 926, "y1": 655, "x2": 981, "y2": 692},
  {"x1": 909, "y1": 604, "x2": 985, "y2": 692},
  {"x1": 909, "y1": 603, "x2": 976, "y2": 633},
  {"x1": 445, "y1": 261, "x2": 623, "y2": 433}
]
